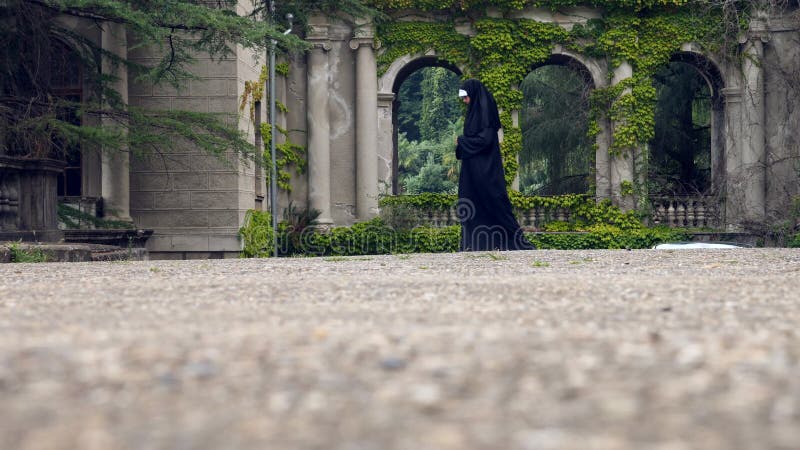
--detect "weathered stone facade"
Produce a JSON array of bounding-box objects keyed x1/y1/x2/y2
[{"x1": 56, "y1": 7, "x2": 800, "y2": 258}]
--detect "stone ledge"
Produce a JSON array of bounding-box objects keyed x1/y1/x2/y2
[{"x1": 0, "y1": 242, "x2": 149, "y2": 263}]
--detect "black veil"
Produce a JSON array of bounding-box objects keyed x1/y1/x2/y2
[{"x1": 461, "y1": 79, "x2": 501, "y2": 135}]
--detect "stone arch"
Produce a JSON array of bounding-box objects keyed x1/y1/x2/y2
[
  {"x1": 517, "y1": 51, "x2": 605, "y2": 195},
  {"x1": 651, "y1": 50, "x2": 726, "y2": 196},
  {"x1": 49, "y1": 40, "x2": 85, "y2": 198},
  {"x1": 376, "y1": 54, "x2": 463, "y2": 195}
]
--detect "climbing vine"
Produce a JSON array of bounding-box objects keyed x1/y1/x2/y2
[
  {"x1": 373, "y1": 0, "x2": 736, "y2": 194},
  {"x1": 240, "y1": 63, "x2": 306, "y2": 192}
]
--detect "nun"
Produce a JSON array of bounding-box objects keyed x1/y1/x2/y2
[{"x1": 455, "y1": 79, "x2": 536, "y2": 252}]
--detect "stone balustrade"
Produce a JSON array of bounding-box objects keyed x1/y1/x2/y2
[
  {"x1": 650, "y1": 196, "x2": 720, "y2": 228},
  {"x1": 399, "y1": 196, "x2": 721, "y2": 229},
  {"x1": 407, "y1": 205, "x2": 573, "y2": 229}
]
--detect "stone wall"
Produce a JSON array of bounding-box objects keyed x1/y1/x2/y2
[{"x1": 128, "y1": 32, "x2": 263, "y2": 259}]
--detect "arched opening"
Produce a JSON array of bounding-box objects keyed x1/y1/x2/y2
[
  {"x1": 49, "y1": 41, "x2": 84, "y2": 197},
  {"x1": 649, "y1": 53, "x2": 724, "y2": 197},
  {"x1": 519, "y1": 56, "x2": 594, "y2": 196},
  {"x1": 391, "y1": 57, "x2": 462, "y2": 195}
]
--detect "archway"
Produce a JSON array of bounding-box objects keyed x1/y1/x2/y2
[
  {"x1": 649, "y1": 52, "x2": 725, "y2": 197},
  {"x1": 390, "y1": 57, "x2": 462, "y2": 195},
  {"x1": 519, "y1": 55, "x2": 595, "y2": 196},
  {"x1": 50, "y1": 41, "x2": 84, "y2": 197}
]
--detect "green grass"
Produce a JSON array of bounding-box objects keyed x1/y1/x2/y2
[{"x1": 8, "y1": 243, "x2": 47, "y2": 263}]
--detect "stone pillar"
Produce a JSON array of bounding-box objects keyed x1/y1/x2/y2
[
  {"x1": 376, "y1": 92, "x2": 395, "y2": 195},
  {"x1": 594, "y1": 117, "x2": 613, "y2": 200},
  {"x1": 306, "y1": 19, "x2": 333, "y2": 226},
  {"x1": 739, "y1": 21, "x2": 768, "y2": 227},
  {"x1": 609, "y1": 62, "x2": 636, "y2": 211},
  {"x1": 510, "y1": 110, "x2": 520, "y2": 191},
  {"x1": 721, "y1": 87, "x2": 744, "y2": 230},
  {"x1": 350, "y1": 35, "x2": 380, "y2": 220},
  {"x1": 101, "y1": 23, "x2": 132, "y2": 222}
]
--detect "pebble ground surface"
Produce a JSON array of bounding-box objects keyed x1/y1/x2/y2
[{"x1": 1, "y1": 248, "x2": 800, "y2": 450}]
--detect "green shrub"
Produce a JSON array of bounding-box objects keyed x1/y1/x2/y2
[
  {"x1": 239, "y1": 210, "x2": 274, "y2": 258},
  {"x1": 239, "y1": 211, "x2": 690, "y2": 257}
]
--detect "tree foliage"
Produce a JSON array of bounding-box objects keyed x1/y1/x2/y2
[
  {"x1": 649, "y1": 61, "x2": 712, "y2": 196},
  {"x1": 396, "y1": 66, "x2": 462, "y2": 194},
  {"x1": 519, "y1": 64, "x2": 592, "y2": 196},
  {"x1": 0, "y1": 0, "x2": 378, "y2": 161}
]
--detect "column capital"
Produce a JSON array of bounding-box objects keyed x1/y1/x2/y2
[
  {"x1": 308, "y1": 39, "x2": 332, "y2": 52},
  {"x1": 377, "y1": 92, "x2": 395, "y2": 104},
  {"x1": 720, "y1": 87, "x2": 742, "y2": 103},
  {"x1": 349, "y1": 37, "x2": 380, "y2": 51}
]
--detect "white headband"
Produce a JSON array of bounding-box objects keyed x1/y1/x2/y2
[{"x1": 458, "y1": 89, "x2": 468, "y2": 97}]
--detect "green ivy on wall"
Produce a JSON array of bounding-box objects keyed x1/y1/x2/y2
[
  {"x1": 373, "y1": 1, "x2": 732, "y2": 191},
  {"x1": 240, "y1": 64, "x2": 307, "y2": 192}
]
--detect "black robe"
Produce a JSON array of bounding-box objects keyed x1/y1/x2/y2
[{"x1": 456, "y1": 79, "x2": 535, "y2": 252}]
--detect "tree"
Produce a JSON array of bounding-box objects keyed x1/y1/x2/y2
[
  {"x1": 519, "y1": 64, "x2": 592, "y2": 196},
  {"x1": 396, "y1": 66, "x2": 462, "y2": 194},
  {"x1": 649, "y1": 61, "x2": 712, "y2": 195},
  {"x1": 0, "y1": 0, "x2": 377, "y2": 160}
]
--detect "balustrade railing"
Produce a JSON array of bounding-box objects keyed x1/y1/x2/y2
[
  {"x1": 650, "y1": 196, "x2": 720, "y2": 228},
  {"x1": 400, "y1": 196, "x2": 721, "y2": 230},
  {"x1": 411, "y1": 205, "x2": 572, "y2": 229}
]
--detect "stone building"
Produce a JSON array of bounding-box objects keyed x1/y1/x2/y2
[{"x1": 10, "y1": 6, "x2": 798, "y2": 258}]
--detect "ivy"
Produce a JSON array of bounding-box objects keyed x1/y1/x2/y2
[
  {"x1": 373, "y1": 1, "x2": 731, "y2": 195},
  {"x1": 241, "y1": 64, "x2": 307, "y2": 193}
]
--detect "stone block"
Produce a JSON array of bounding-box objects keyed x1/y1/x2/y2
[
  {"x1": 208, "y1": 61, "x2": 238, "y2": 77},
  {"x1": 227, "y1": 79, "x2": 240, "y2": 97},
  {"x1": 208, "y1": 173, "x2": 240, "y2": 190},
  {"x1": 191, "y1": 79, "x2": 231, "y2": 97},
  {"x1": 171, "y1": 235, "x2": 210, "y2": 251},
  {"x1": 130, "y1": 192, "x2": 155, "y2": 210},
  {"x1": 196, "y1": 155, "x2": 234, "y2": 172},
  {"x1": 136, "y1": 211, "x2": 208, "y2": 228},
  {"x1": 173, "y1": 97, "x2": 209, "y2": 112},
  {"x1": 185, "y1": 251, "x2": 218, "y2": 259},
  {"x1": 154, "y1": 192, "x2": 191, "y2": 209},
  {"x1": 0, "y1": 246, "x2": 11, "y2": 263},
  {"x1": 209, "y1": 235, "x2": 241, "y2": 252},
  {"x1": 145, "y1": 235, "x2": 175, "y2": 252},
  {"x1": 131, "y1": 97, "x2": 172, "y2": 111},
  {"x1": 152, "y1": 83, "x2": 186, "y2": 97},
  {"x1": 148, "y1": 251, "x2": 185, "y2": 260},
  {"x1": 207, "y1": 210, "x2": 240, "y2": 227},
  {"x1": 131, "y1": 173, "x2": 171, "y2": 191},
  {"x1": 208, "y1": 97, "x2": 238, "y2": 114},
  {"x1": 159, "y1": 155, "x2": 195, "y2": 173},
  {"x1": 191, "y1": 191, "x2": 238, "y2": 209},
  {"x1": 129, "y1": 80, "x2": 152, "y2": 96},
  {"x1": 173, "y1": 173, "x2": 209, "y2": 190}
]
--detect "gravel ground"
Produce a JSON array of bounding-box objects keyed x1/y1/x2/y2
[{"x1": 1, "y1": 248, "x2": 799, "y2": 450}]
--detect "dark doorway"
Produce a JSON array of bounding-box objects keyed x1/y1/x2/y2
[
  {"x1": 649, "y1": 61, "x2": 713, "y2": 196},
  {"x1": 519, "y1": 62, "x2": 593, "y2": 196}
]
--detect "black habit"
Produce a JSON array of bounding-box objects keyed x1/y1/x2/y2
[{"x1": 455, "y1": 79, "x2": 535, "y2": 252}]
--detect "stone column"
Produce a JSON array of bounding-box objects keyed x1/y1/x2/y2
[
  {"x1": 739, "y1": 20, "x2": 768, "y2": 227},
  {"x1": 721, "y1": 87, "x2": 744, "y2": 230},
  {"x1": 350, "y1": 35, "x2": 380, "y2": 220},
  {"x1": 376, "y1": 92, "x2": 395, "y2": 195},
  {"x1": 101, "y1": 23, "x2": 132, "y2": 222},
  {"x1": 609, "y1": 62, "x2": 636, "y2": 211},
  {"x1": 306, "y1": 28, "x2": 333, "y2": 225},
  {"x1": 594, "y1": 117, "x2": 613, "y2": 200}
]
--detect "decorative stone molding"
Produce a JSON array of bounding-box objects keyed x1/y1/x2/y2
[
  {"x1": 349, "y1": 38, "x2": 380, "y2": 51},
  {"x1": 308, "y1": 40, "x2": 332, "y2": 52},
  {"x1": 720, "y1": 87, "x2": 743, "y2": 103}
]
